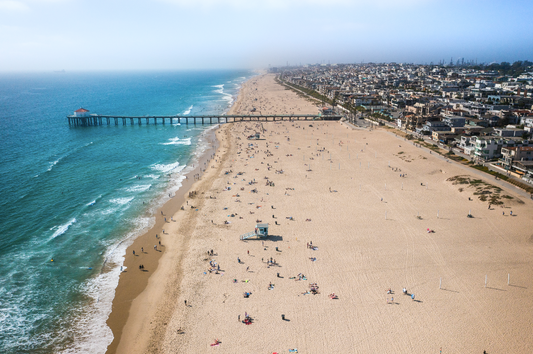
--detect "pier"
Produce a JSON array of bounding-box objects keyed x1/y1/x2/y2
[{"x1": 67, "y1": 114, "x2": 342, "y2": 127}]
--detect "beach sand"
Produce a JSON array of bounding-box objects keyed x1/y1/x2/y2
[{"x1": 109, "y1": 74, "x2": 533, "y2": 354}]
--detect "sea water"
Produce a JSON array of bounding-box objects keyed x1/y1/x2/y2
[{"x1": 0, "y1": 70, "x2": 252, "y2": 353}]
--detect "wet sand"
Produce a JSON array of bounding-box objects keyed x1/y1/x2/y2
[{"x1": 106, "y1": 128, "x2": 221, "y2": 353}]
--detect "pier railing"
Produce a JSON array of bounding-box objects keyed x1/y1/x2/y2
[{"x1": 67, "y1": 114, "x2": 342, "y2": 126}]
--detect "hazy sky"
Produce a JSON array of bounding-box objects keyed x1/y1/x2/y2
[{"x1": 1, "y1": 0, "x2": 532, "y2": 71}]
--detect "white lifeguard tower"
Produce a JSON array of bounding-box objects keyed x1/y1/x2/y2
[
  {"x1": 240, "y1": 223, "x2": 269, "y2": 240},
  {"x1": 74, "y1": 108, "x2": 90, "y2": 117}
]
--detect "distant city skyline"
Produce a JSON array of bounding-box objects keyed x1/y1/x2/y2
[{"x1": 1, "y1": 0, "x2": 532, "y2": 71}]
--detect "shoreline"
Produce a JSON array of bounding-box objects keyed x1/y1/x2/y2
[
  {"x1": 105, "y1": 126, "x2": 222, "y2": 353},
  {"x1": 105, "y1": 76, "x2": 251, "y2": 353}
]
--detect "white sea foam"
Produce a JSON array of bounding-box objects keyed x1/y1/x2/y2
[
  {"x1": 144, "y1": 174, "x2": 160, "y2": 180},
  {"x1": 212, "y1": 83, "x2": 233, "y2": 104},
  {"x1": 47, "y1": 158, "x2": 61, "y2": 172},
  {"x1": 50, "y1": 218, "x2": 76, "y2": 239},
  {"x1": 222, "y1": 93, "x2": 233, "y2": 103},
  {"x1": 87, "y1": 195, "x2": 102, "y2": 206},
  {"x1": 62, "y1": 215, "x2": 155, "y2": 353},
  {"x1": 166, "y1": 175, "x2": 186, "y2": 195},
  {"x1": 125, "y1": 184, "x2": 152, "y2": 193},
  {"x1": 150, "y1": 161, "x2": 185, "y2": 174},
  {"x1": 182, "y1": 105, "x2": 193, "y2": 115},
  {"x1": 63, "y1": 217, "x2": 155, "y2": 354},
  {"x1": 160, "y1": 137, "x2": 192, "y2": 146},
  {"x1": 109, "y1": 197, "x2": 134, "y2": 205},
  {"x1": 212, "y1": 84, "x2": 224, "y2": 94},
  {"x1": 0, "y1": 296, "x2": 50, "y2": 352}
]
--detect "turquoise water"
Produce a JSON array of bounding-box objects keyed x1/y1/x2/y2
[{"x1": 0, "y1": 70, "x2": 252, "y2": 353}]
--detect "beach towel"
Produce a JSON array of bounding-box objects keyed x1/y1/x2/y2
[
  {"x1": 210, "y1": 339, "x2": 221, "y2": 346},
  {"x1": 289, "y1": 349, "x2": 298, "y2": 353}
]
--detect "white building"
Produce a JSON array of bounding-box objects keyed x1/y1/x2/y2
[{"x1": 474, "y1": 137, "x2": 504, "y2": 161}]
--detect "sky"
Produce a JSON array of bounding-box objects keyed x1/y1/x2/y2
[{"x1": 1, "y1": 0, "x2": 533, "y2": 71}]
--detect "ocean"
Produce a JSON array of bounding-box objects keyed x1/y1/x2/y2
[{"x1": 0, "y1": 70, "x2": 252, "y2": 353}]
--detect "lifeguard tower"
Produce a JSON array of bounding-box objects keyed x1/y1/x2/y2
[{"x1": 240, "y1": 223, "x2": 269, "y2": 240}]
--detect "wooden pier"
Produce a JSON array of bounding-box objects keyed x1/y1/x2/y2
[{"x1": 67, "y1": 114, "x2": 342, "y2": 127}]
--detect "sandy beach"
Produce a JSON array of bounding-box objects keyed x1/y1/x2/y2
[{"x1": 109, "y1": 74, "x2": 533, "y2": 354}]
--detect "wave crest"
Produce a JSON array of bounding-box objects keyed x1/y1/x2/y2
[
  {"x1": 150, "y1": 161, "x2": 185, "y2": 174},
  {"x1": 160, "y1": 137, "x2": 192, "y2": 146},
  {"x1": 50, "y1": 218, "x2": 77, "y2": 239}
]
